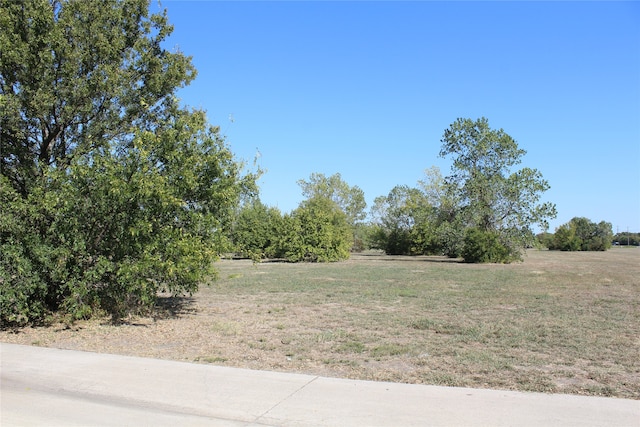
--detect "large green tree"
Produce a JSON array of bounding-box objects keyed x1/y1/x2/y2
[
  {"x1": 0, "y1": 0, "x2": 255, "y2": 325},
  {"x1": 1, "y1": 0, "x2": 196, "y2": 192},
  {"x1": 439, "y1": 118, "x2": 556, "y2": 261}
]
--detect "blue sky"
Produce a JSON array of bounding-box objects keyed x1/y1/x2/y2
[{"x1": 154, "y1": 1, "x2": 640, "y2": 233}]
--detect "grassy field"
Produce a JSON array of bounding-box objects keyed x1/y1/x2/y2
[{"x1": 2, "y1": 248, "x2": 639, "y2": 399}]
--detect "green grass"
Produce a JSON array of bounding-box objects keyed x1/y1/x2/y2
[{"x1": 207, "y1": 248, "x2": 640, "y2": 398}]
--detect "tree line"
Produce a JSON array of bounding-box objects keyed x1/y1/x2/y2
[
  {"x1": 230, "y1": 115, "x2": 558, "y2": 265},
  {"x1": 537, "y1": 225, "x2": 638, "y2": 251},
  {"x1": 612, "y1": 232, "x2": 640, "y2": 246},
  {"x1": 537, "y1": 218, "x2": 613, "y2": 251}
]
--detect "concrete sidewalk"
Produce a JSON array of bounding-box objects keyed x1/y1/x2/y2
[{"x1": 1, "y1": 343, "x2": 638, "y2": 426}]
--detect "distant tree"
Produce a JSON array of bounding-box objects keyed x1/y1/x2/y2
[
  {"x1": 434, "y1": 220, "x2": 466, "y2": 258},
  {"x1": 549, "y1": 223, "x2": 581, "y2": 251},
  {"x1": 351, "y1": 222, "x2": 381, "y2": 252},
  {"x1": 613, "y1": 232, "x2": 640, "y2": 246},
  {"x1": 549, "y1": 218, "x2": 613, "y2": 251},
  {"x1": 369, "y1": 185, "x2": 431, "y2": 255},
  {"x1": 297, "y1": 173, "x2": 366, "y2": 226},
  {"x1": 297, "y1": 172, "x2": 366, "y2": 252},
  {"x1": 418, "y1": 166, "x2": 448, "y2": 208},
  {"x1": 0, "y1": 0, "x2": 256, "y2": 325},
  {"x1": 574, "y1": 218, "x2": 613, "y2": 251},
  {"x1": 439, "y1": 117, "x2": 557, "y2": 262},
  {"x1": 416, "y1": 166, "x2": 466, "y2": 257},
  {"x1": 231, "y1": 200, "x2": 283, "y2": 260},
  {"x1": 536, "y1": 232, "x2": 555, "y2": 249},
  {"x1": 367, "y1": 168, "x2": 469, "y2": 257},
  {"x1": 279, "y1": 197, "x2": 352, "y2": 262}
]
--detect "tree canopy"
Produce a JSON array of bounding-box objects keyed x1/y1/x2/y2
[
  {"x1": 370, "y1": 185, "x2": 431, "y2": 255},
  {"x1": 297, "y1": 172, "x2": 366, "y2": 226},
  {"x1": 1, "y1": 0, "x2": 197, "y2": 192},
  {"x1": 369, "y1": 119, "x2": 557, "y2": 262},
  {"x1": 1, "y1": 0, "x2": 256, "y2": 326},
  {"x1": 548, "y1": 217, "x2": 613, "y2": 251},
  {"x1": 439, "y1": 117, "x2": 557, "y2": 261}
]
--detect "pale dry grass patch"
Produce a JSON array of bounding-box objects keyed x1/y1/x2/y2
[{"x1": 2, "y1": 248, "x2": 638, "y2": 398}]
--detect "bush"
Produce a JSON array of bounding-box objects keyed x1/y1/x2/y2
[
  {"x1": 548, "y1": 217, "x2": 613, "y2": 251},
  {"x1": 0, "y1": 2, "x2": 256, "y2": 326},
  {"x1": 1, "y1": 117, "x2": 251, "y2": 327},
  {"x1": 462, "y1": 228, "x2": 514, "y2": 263},
  {"x1": 231, "y1": 201, "x2": 283, "y2": 261},
  {"x1": 0, "y1": 241, "x2": 50, "y2": 326},
  {"x1": 0, "y1": 178, "x2": 69, "y2": 325},
  {"x1": 279, "y1": 197, "x2": 352, "y2": 262}
]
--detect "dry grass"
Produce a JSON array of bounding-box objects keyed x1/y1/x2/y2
[{"x1": 2, "y1": 248, "x2": 639, "y2": 399}]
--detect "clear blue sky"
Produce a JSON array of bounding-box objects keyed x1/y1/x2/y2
[{"x1": 153, "y1": 1, "x2": 640, "y2": 233}]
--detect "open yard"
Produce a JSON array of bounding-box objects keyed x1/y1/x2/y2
[{"x1": 2, "y1": 249, "x2": 639, "y2": 399}]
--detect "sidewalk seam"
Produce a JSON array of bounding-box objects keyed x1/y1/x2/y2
[{"x1": 252, "y1": 375, "x2": 319, "y2": 424}]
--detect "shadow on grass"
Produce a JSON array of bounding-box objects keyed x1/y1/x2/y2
[
  {"x1": 99, "y1": 296, "x2": 198, "y2": 326},
  {"x1": 152, "y1": 295, "x2": 198, "y2": 321},
  {"x1": 248, "y1": 254, "x2": 465, "y2": 264},
  {"x1": 351, "y1": 253, "x2": 464, "y2": 264}
]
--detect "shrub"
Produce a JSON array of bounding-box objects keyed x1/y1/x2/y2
[
  {"x1": 231, "y1": 201, "x2": 283, "y2": 261},
  {"x1": 280, "y1": 197, "x2": 352, "y2": 262},
  {"x1": 462, "y1": 228, "x2": 514, "y2": 263},
  {"x1": 0, "y1": 1, "x2": 256, "y2": 326},
  {"x1": 548, "y1": 217, "x2": 613, "y2": 251}
]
